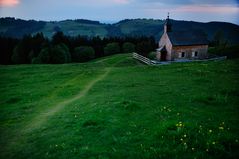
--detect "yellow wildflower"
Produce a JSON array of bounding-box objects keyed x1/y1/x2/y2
[{"x1": 219, "y1": 126, "x2": 224, "y2": 130}]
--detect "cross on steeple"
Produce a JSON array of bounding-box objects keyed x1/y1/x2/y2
[{"x1": 165, "y1": 12, "x2": 172, "y2": 32}]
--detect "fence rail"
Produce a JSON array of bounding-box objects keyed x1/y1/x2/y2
[
  {"x1": 132, "y1": 53, "x2": 226, "y2": 66},
  {"x1": 133, "y1": 53, "x2": 152, "y2": 65},
  {"x1": 205, "y1": 56, "x2": 227, "y2": 61}
]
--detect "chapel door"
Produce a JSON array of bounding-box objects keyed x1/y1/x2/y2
[{"x1": 161, "y1": 50, "x2": 167, "y2": 61}]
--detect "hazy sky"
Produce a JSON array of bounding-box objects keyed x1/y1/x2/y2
[{"x1": 0, "y1": 0, "x2": 239, "y2": 24}]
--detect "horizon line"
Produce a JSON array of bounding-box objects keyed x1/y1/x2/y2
[{"x1": 0, "y1": 16, "x2": 238, "y2": 25}]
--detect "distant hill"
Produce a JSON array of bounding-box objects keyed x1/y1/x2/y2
[{"x1": 1, "y1": 17, "x2": 239, "y2": 44}]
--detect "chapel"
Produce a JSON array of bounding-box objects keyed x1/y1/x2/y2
[{"x1": 157, "y1": 14, "x2": 209, "y2": 61}]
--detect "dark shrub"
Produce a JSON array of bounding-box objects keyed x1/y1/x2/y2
[
  {"x1": 122, "y1": 42, "x2": 135, "y2": 53},
  {"x1": 73, "y1": 46, "x2": 95, "y2": 62},
  {"x1": 38, "y1": 47, "x2": 50, "y2": 63},
  {"x1": 104, "y1": 42, "x2": 120, "y2": 55},
  {"x1": 31, "y1": 57, "x2": 41, "y2": 64},
  {"x1": 148, "y1": 52, "x2": 156, "y2": 60},
  {"x1": 50, "y1": 44, "x2": 69, "y2": 64},
  {"x1": 37, "y1": 43, "x2": 71, "y2": 64},
  {"x1": 208, "y1": 45, "x2": 239, "y2": 59}
]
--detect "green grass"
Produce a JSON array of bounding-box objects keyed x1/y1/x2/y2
[{"x1": 0, "y1": 54, "x2": 239, "y2": 159}]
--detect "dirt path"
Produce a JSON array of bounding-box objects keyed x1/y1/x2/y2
[
  {"x1": 1, "y1": 68, "x2": 112, "y2": 157},
  {"x1": 23, "y1": 67, "x2": 111, "y2": 133},
  {"x1": 22, "y1": 56, "x2": 128, "y2": 133},
  {"x1": 2, "y1": 57, "x2": 129, "y2": 158}
]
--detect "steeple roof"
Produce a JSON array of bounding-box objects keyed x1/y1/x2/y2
[{"x1": 165, "y1": 12, "x2": 172, "y2": 32}]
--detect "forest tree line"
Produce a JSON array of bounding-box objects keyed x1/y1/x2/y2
[{"x1": 0, "y1": 32, "x2": 157, "y2": 65}]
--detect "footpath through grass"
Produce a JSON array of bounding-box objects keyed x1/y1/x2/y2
[{"x1": 0, "y1": 54, "x2": 239, "y2": 159}]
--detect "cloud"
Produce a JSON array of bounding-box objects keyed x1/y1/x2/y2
[
  {"x1": 144, "y1": 3, "x2": 239, "y2": 14},
  {"x1": 0, "y1": 0, "x2": 238, "y2": 24},
  {"x1": 0, "y1": 0, "x2": 20, "y2": 7},
  {"x1": 139, "y1": 0, "x2": 191, "y2": 5},
  {"x1": 113, "y1": 0, "x2": 130, "y2": 4},
  {"x1": 65, "y1": 0, "x2": 131, "y2": 6},
  {"x1": 175, "y1": 4, "x2": 239, "y2": 13},
  {"x1": 140, "y1": 0, "x2": 238, "y2": 5}
]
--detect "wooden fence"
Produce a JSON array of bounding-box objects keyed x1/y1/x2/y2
[
  {"x1": 132, "y1": 53, "x2": 152, "y2": 65},
  {"x1": 132, "y1": 53, "x2": 226, "y2": 66}
]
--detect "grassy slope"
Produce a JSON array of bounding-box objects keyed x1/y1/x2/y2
[
  {"x1": 34, "y1": 21, "x2": 108, "y2": 38},
  {"x1": 0, "y1": 54, "x2": 239, "y2": 159},
  {"x1": 115, "y1": 19, "x2": 165, "y2": 40},
  {"x1": 58, "y1": 21, "x2": 108, "y2": 37}
]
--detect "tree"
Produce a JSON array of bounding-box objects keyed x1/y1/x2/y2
[
  {"x1": 11, "y1": 42, "x2": 28, "y2": 64},
  {"x1": 52, "y1": 31, "x2": 69, "y2": 45},
  {"x1": 30, "y1": 32, "x2": 47, "y2": 59},
  {"x1": 11, "y1": 35, "x2": 32, "y2": 64},
  {"x1": 136, "y1": 41, "x2": 155, "y2": 57},
  {"x1": 0, "y1": 36, "x2": 19, "y2": 64},
  {"x1": 104, "y1": 42, "x2": 120, "y2": 55},
  {"x1": 11, "y1": 44, "x2": 22, "y2": 64},
  {"x1": 73, "y1": 46, "x2": 95, "y2": 62},
  {"x1": 213, "y1": 30, "x2": 226, "y2": 46},
  {"x1": 37, "y1": 47, "x2": 50, "y2": 63},
  {"x1": 92, "y1": 36, "x2": 104, "y2": 58},
  {"x1": 122, "y1": 42, "x2": 135, "y2": 53},
  {"x1": 36, "y1": 43, "x2": 71, "y2": 64},
  {"x1": 50, "y1": 44, "x2": 71, "y2": 64},
  {"x1": 57, "y1": 43, "x2": 71, "y2": 63}
]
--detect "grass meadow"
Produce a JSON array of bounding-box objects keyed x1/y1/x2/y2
[{"x1": 0, "y1": 54, "x2": 239, "y2": 159}]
